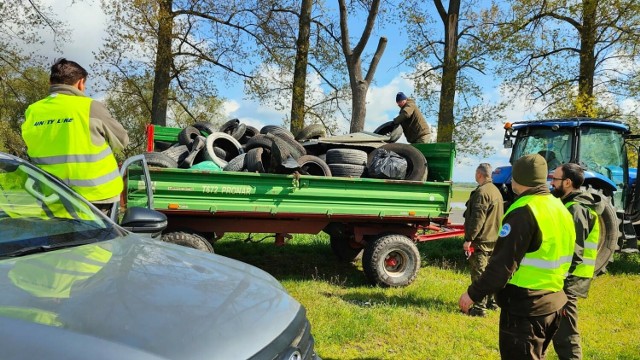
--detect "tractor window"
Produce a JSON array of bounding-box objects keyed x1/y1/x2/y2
[
  {"x1": 579, "y1": 127, "x2": 625, "y2": 181},
  {"x1": 512, "y1": 128, "x2": 572, "y2": 170}
]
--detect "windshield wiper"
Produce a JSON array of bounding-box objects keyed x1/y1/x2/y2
[{"x1": 0, "y1": 239, "x2": 99, "y2": 258}]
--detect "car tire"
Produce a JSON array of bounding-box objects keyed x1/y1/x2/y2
[
  {"x1": 297, "y1": 155, "x2": 331, "y2": 176},
  {"x1": 295, "y1": 124, "x2": 327, "y2": 141},
  {"x1": 325, "y1": 148, "x2": 368, "y2": 166},
  {"x1": 178, "y1": 126, "x2": 201, "y2": 146},
  {"x1": 373, "y1": 121, "x2": 402, "y2": 143},
  {"x1": 224, "y1": 153, "x2": 247, "y2": 172},
  {"x1": 328, "y1": 163, "x2": 366, "y2": 178},
  {"x1": 260, "y1": 125, "x2": 295, "y2": 139},
  {"x1": 203, "y1": 133, "x2": 243, "y2": 168},
  {"x1": 144, "y1": 151, "x2": 178, "y2": 168}
]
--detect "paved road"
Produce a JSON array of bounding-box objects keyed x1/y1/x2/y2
[{"x1": 449, "y1": 203, "x2": 465, "y2": 225}]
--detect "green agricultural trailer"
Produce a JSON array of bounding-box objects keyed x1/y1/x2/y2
[{"x1": 124, "y1": 125, "x2": 462, "y2": 287}]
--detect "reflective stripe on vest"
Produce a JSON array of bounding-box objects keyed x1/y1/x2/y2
[
  {"x1": 565, "y1": 201, "x2": 600, "y2": 278},
  {"x1": 8, "y1": 244, "x2": 112, "y2": 298},
  {"x1": 505, "y1": 194, "x2": 575, "y2": 292},
  {"x1": 22, "y1": 93, "x2": 123, "y2": 201}
]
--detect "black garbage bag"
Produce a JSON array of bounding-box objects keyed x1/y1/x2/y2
[{"x1": 367, "y1": 148, "x2": 407, "y2": 179}]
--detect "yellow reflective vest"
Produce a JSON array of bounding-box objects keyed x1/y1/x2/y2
[
  {"x1": 22, "y1": 93, "x2": 123, "y2": 202},
  {"x1": 565, "y1": 201, "x2": 599, "y2": 279},
  {"x1": 506, "y1": 194, "x2": 575, "y2": 292}
]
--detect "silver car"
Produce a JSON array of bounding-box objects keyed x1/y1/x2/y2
[{"x1": 0, "y1": 152, "x2": 317, "y2": 360}]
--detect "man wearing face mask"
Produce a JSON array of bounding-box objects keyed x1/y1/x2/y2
[
  {"x1": 550, "y1": 163, "x2": 603, "y2": 360},
  {"x1": 458, "y1": 154, "x2": 575, "y2": 359}
]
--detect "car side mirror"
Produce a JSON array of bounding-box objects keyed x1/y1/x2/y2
[{"x1": 119, "y1": 207, "x2": 167, "y2": 238}]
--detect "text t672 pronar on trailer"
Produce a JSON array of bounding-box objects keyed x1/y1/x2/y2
[{"x1": 124, "y1": 125, "x2": 463, "y2": 287}]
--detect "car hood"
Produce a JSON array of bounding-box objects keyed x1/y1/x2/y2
[{"x1": 0, "y1": 235, "x2": 301, "y2": 359}]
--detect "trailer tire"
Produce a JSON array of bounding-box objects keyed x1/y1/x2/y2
[
  {"x1": 161, "y1": 232, "x2": 214, "y2": 253},
  {"x1": 330, "y1": 236, "x2": 363, "y2": 262},
  {"x1": 593, "y1": 194, "x2": 619, "y2": 275},
  {"x1": 144, "y1": 152, "x2": 178, "y2": 168},
  {"x1": 363, "y1": 234, "x2": 420, "y2": 287},
  {"x1": 370, "y1": 143, "x2": 427, "y2": 181}
]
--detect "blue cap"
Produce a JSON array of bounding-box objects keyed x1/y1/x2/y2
[{"x1": 396, "y1": 92, "x2": 408, "y2": 102}]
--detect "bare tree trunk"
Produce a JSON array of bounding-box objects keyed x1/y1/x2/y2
[
  {"x1": 338, "y1": 0, "x2": 387, "y2": 133},
  {"x1": 435, "y1": 0, "x2": 460, "y2": 143},
  {"x1": 151, "y1": 0, "x2": 173, "y2": 126},
  {"x1": 290, "y1": 0, "x2": 313, "y2": 135},
  {"x1": 578, "y1": 0, "x2": 597, "y2": 116}
]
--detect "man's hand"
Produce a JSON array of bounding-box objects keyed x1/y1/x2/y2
[
  {"x1": 459, "y1": 292, "x2": 474, "y2": 314},
  {"x1": 463, "y1": 240, "x2": 471, "y2": 251}
]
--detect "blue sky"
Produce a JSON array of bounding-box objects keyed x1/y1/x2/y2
[{"x1": 35, "y1": 0, "x2": 540, "y2": 182}]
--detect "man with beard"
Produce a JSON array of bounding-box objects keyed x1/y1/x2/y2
[{"x1": 550, "y1": 163, "x2": 604, "y2": 360}]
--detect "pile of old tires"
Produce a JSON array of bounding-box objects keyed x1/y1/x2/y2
[{"x1": 144, "y1": 120, "x2": 428, "y2": 181}]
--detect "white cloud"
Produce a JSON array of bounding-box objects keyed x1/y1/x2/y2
[{"x1": 35, "y1": 0, "x2": 107, "y2": 71}]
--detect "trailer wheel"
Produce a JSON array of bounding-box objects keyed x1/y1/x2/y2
[
  {"x1": 161, "y1": 232, "x2": 214, "y2": 253},
  {"x1": 363, "y1": 234, "x2": 420, "y2": 287},
  {"x1": 330, "y1": 236, "x2": 363, "y2": 262}
]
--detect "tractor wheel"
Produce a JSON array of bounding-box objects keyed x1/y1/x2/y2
[
  {"x1": 594, "y1": 197, "x2": 619, "y2": 275},
  {"x1": 362, "y1": 234, "x2": 420, "y2": 287},
  {"x1": 161, "y1": 232, "x2": 214, "y2": 253}
]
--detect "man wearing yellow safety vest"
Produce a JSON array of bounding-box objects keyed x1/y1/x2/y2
[
  {"x1": 22, "y1": 58, "x2": 129, "y2": 215},
  {"x1": 550, "y1": 163, "x2": 603, "y2": 360},
  {"x1": 458, "y1": 154, "x2": 576, "y2": 359}
]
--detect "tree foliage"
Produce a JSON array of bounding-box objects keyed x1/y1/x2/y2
[
  {"x1": 0, "y1": 66, "x2": 50, "y2": 157},
  {"x1": 492, "y1": 0, "x2": 640, "y2": 120},
  {"x1": 403, "y1": 0, "x2": 505, "y2": 157}
]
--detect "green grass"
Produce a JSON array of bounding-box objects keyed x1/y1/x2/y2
[
  {"x1": 451, "y1": 186, "x2": 473, "y2": 203},
  {"x1": 214, "y1": 234, "x2": 640, "y2": 359}
]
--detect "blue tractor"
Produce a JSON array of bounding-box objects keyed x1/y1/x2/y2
[{"x1": 493, "y1": 118, "x2": 639, "y2": 274}]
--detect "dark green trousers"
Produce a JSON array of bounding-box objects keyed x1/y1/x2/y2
[
  {"x1": 499, "y1": 309, "x2": 563, "y2": 360},
  {"x1": 469, "y1": 250, "x2": 495, "y2": 309},
  {"x1": 552, "y1": 293, "x2": 582, "y2": 359}
]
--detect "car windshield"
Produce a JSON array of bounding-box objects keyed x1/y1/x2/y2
[
  {"x1": 512, "y1": 127, "x2": 572, "y2": 169},
  {"x1": 0, "y1": 156, "x2": 124, "y2": 257}
]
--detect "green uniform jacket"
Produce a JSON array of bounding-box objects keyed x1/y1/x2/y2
[
  {"x1": 467, "y1": 186, "x2": 569, "y2": 316},
  {"x1": 392, "y1": 99, "x2": 431, "y2": 143},
  {"x1": 463, "y1": 180, "x2": 504, "y2": 252},
  {"x1": 562, "y1": 190, "x2": 604, "y2": 298}
]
